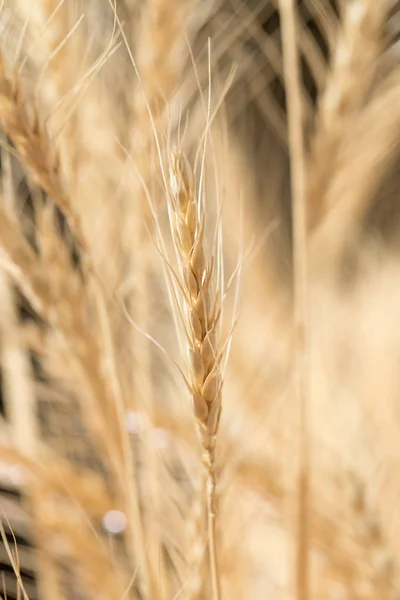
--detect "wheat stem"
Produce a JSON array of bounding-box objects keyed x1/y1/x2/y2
[
  {"x1": 205, "y1": 449, "x2": 220, "y2": 600},
  {"x1": 279, "y1": 1, "x2": 310, "y2": 599}
]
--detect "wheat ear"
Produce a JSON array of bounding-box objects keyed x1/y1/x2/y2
[
  {"x1": 168, "y1": 148, "x2": 222, "y2": 600},
  {"x1": 308, "y1": 0, "x2": 389, "y2": 231},
  {"x1": 310, "y1": 74, "x2": 400, "y2": 267},
  {"x1": 0, "y1": 53, "x2": 86, "y2": 253}
]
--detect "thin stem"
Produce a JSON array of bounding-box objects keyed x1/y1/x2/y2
[
  {"x1": 278, "y1": 1, "x2": 310, "y2": 600},
  {"x1": 204, "y1": 446, "x2": 221, "y2": 600}
]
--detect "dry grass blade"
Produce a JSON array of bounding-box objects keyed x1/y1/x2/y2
[{"x1": 0, "y1": 519, "x2": 29, "y2": 600}]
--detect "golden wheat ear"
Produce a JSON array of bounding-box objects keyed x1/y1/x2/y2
[
  {"x1": 164, "y1": 145, "x2": 224, "y2": 600},
  {"x1": 308, "y1": 0, "x2": 390, "y2": 234},
  {"x1": 0, "y1": 53, "x2": 87, "y2": 256}
]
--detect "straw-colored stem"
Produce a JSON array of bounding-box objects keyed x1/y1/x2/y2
[
  {"x1": 205, "y1": 447, "x2": 221, "y2": 600},
  {"x1": 279, "y1": 1, "x2": 310, "y2": 599}
]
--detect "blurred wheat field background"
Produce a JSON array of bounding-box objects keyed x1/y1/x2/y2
[{"x1": 0, "y1": 0, "x2": 399, "y2": 599}]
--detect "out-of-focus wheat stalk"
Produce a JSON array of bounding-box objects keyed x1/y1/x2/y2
[
  {"x1": 311, "y1": 73, "x2": 400, "y2": 267},
  {"x1": 0, "y1": 52, "x2": 88, "y2": 269},
  {"x1": 279, "y1": 1, "x2": 309, "y2": 599},
  {"x1": 0, "y1": 148, "x2": 61, "y2": 599},
  {"x1": 308, "y1": 0, "x2": 389, "y2": 233}
]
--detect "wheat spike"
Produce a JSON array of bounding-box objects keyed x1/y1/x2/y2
[
  {"x1": 308, "y1": 0, "x2": 389, "y2": 231},
  {"x1": 0, "y1": 52, "x2": 86, "y2": 254},
  {"x1": 311, "y1": 74, "x2": 400, "y2": 267},
  {"x1": 169, "y1": 149, "x2": 222, "y2": 447},
  {"x1": 168, "y1": 147, "x2": 222, "y2": 600}
]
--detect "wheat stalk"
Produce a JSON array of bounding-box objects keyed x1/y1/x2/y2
[
  {"x1": 279, "y1": 0, "x2": 310, "y2": 599},
  {"x1": 167, "y1": 147, "x2": 223, "y2": 600},
  {"x1": 0, "y1": 195, "x2": 148, "y2": 593}
]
